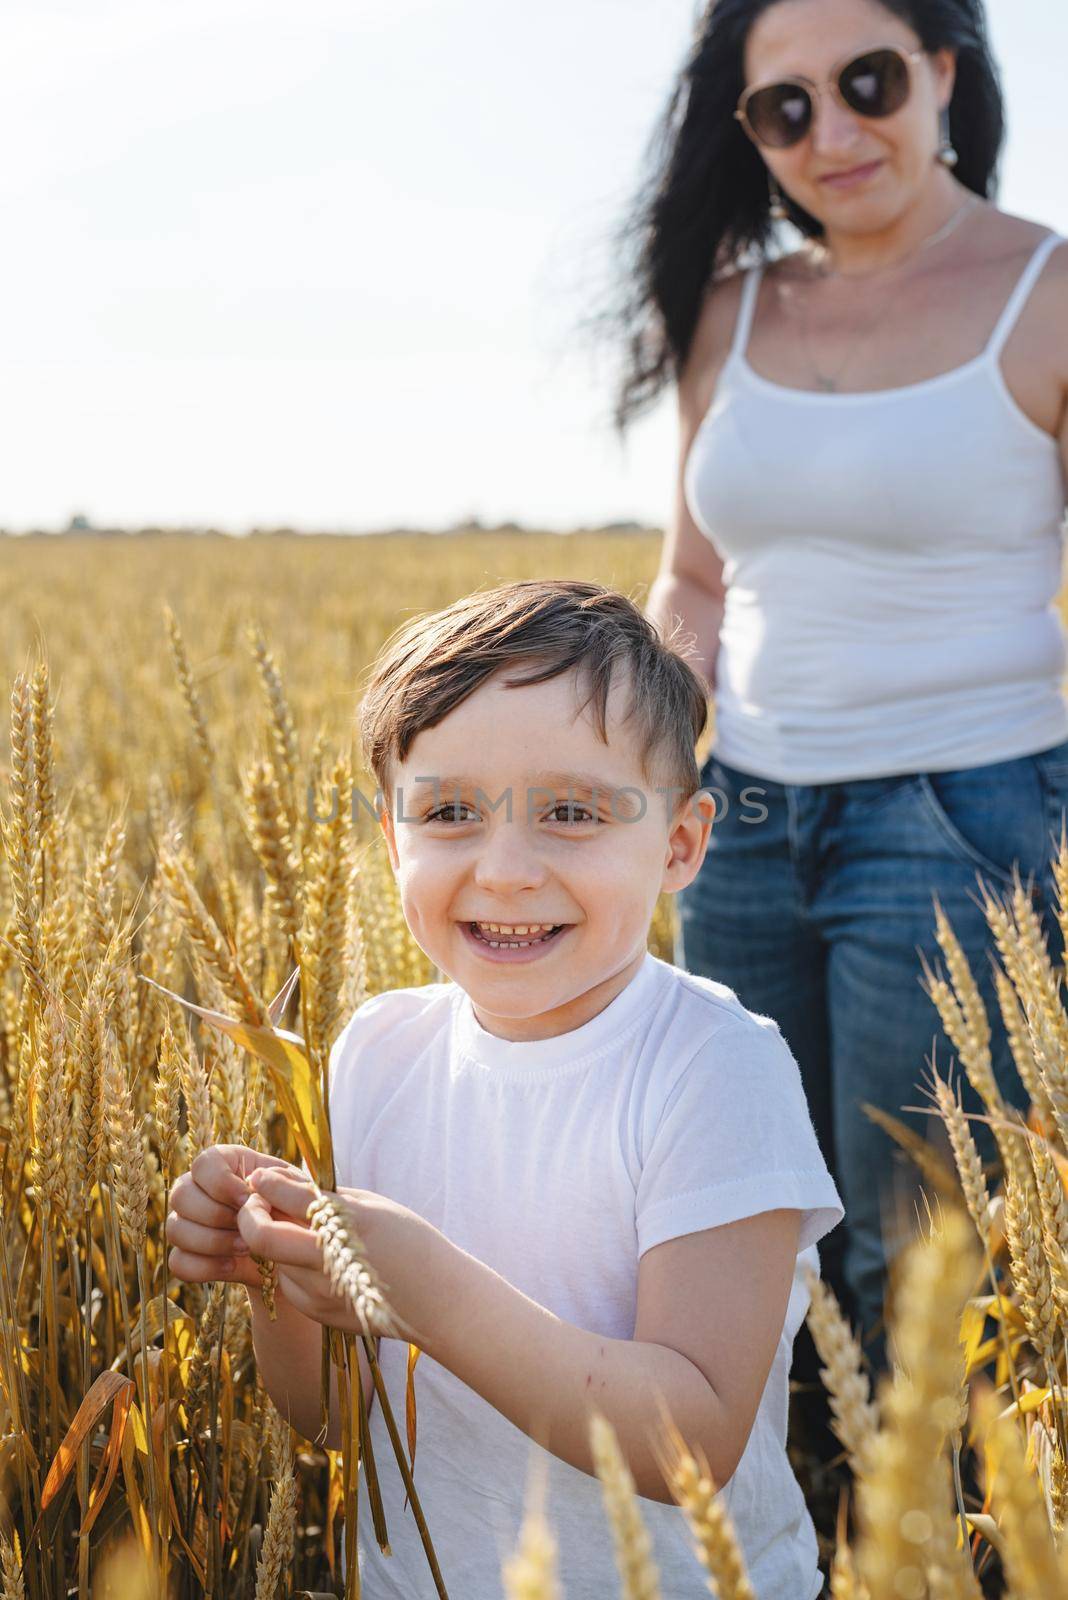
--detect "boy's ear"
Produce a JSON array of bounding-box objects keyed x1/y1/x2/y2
[{"x1": 662, "y1": 789, "x2": 716, "y2": 892}]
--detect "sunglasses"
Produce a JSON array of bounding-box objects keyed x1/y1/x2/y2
[{"x1": 735, "y1": 45, "x2": 927, "y2": 149}]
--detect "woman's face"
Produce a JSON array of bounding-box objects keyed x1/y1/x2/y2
[{"x1": 741, "y1": 0, "x2": 956, "y2": 229}]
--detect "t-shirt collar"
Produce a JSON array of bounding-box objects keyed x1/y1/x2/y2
[{"x1": 453, "y1": 950, "x2": 665, "y2": 1074}]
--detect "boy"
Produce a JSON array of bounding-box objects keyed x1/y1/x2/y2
[{"x1": 167, "y1": 578, "x2": 844, "y2": 1598}]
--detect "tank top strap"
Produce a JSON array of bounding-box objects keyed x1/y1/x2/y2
[
  {"x1": 728, "y1": 260, "x2": 765, "y2": 363},
  {"x1": 984, "y1": 230, "x2": 1065, "y2": 361}
]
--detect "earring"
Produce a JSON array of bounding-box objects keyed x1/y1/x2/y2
[
  {"x1": 768, "y1": 175, "x2": 789, "y2": 220},
  {"x1": 937, "y1": 105, "x2": 958, "y2": 168}
]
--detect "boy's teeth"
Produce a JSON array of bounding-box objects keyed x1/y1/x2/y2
[
  {"x1": 476, "y1": 923, "x2": 555, "y2": 935},
  {"x1": 471, "y1": 920, "x2": 561, "y2": 947}
]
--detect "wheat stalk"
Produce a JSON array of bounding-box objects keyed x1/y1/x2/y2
[
  {"x1": 29, "y1": 659, "x2": 55, "y2": 908},
  {"x1": 2, "y1": 675, "x2": 49, "y2": 1005},
  {"x1": 156, "y1": 828, "x2": 268, "y2": 1024},
  {"x1": 992, "y1": 960, "x2": 1053, "y2": 1124},
  {"x1": 30, "y1": 996, "x2": 71, "y2": 1231},
  {"x1": 300, "y1": 755, "x2": 357, "y2": 1060}
]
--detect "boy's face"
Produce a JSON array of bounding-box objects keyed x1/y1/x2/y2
[{"x1": 378, "y1": 664, "x2": 715, "y2": 1041}]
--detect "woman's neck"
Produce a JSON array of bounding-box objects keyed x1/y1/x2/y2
[{"x1": 807, "y1": 172, "x2": 977, "y2": 280}]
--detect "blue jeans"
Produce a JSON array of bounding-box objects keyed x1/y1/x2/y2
[{"x1": 675, "y1": 736, "x2": 1068, "y2": 1380}]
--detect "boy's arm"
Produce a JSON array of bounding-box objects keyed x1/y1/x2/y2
[
  {"x1": 247, "y1": 1289, "x2": 378, "y2": 1450},
  {"x1": 235, "y1": 1169, "x2": 805, "y2": 1498},
  {"x1": 403, "y1": 1207, "x2": 801, "y2": 1505}
]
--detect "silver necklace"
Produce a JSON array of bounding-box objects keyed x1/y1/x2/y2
[{"x1": 793, "y1": 193, "x2": 982, "y2": 392}]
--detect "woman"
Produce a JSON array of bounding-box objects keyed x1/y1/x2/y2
[{"x1": 620, "y1": 0, "x2": 1068, "y2": 1427}]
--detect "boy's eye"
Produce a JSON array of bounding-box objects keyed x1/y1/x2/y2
[
  {"x1": 549, "y1": 802, "x2": 596, "y2": 824},
  {"x1": 425, "y1": 803, "x2": 477, "y2": 823}
]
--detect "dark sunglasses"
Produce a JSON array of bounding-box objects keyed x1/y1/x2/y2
[{"x1": 735, "y1": 45, "x2": 927, "y2": 149}]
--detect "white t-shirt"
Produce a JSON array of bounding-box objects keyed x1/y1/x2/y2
[{"x1": 322, "y1": 950, "x2": 844, "y2": 1599}]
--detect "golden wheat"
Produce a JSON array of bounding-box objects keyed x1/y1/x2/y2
[
  {"x1": 588, "y1": 1411, "x2": 661, "y2": 1600},
  {"x1": 800, "y1": 1262, "x2": 880, "y2": 1474},
  {"x1": 5, "y1": 534, "x2": 1068, "y2": 1596},
  {"x1": 305, "y1": 1189, "x2": 403, "y2": 1338}
]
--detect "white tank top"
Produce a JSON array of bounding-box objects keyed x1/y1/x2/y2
[{"x1": 684, "y1": 229, "x2": 1068, "y2": 783}]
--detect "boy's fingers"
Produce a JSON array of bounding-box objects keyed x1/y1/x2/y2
[
  {"x1": 167, "y1": 1246, "x2": 260, "y2": 1288},
  {"x1": 166, "y1": 1211, "x2": 245, "y2": 1259},
  {"x1": 247, "y1": 1167, "x2": 318, "y2": 1219},
  {"x1": 191, "y1": 1148, "x2": 259, "y2": 1211},
  {"x1": 190, "y1": 1146, "x2": 294, "y2": 1211},
  {"x1": 236, "y1": 1192, "x2": 322, "y2": 1267},
  {"x1": 169, "y1": 1181, "x2": 242, "y2": 1232}
]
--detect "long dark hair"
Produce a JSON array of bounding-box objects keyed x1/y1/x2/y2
[{"x1": 598, "y1": 0, "x2": 1005, "y2": 436}]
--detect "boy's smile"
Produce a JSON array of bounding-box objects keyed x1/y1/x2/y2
[{"x1": 378, "y1": 664, "x2": 714, "y2": 1042}]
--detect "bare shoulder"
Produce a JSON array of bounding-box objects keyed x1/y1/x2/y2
[
  {"x1": 983, "y1": 208, "x2": 1068, "y2": 363},
  {"x1": 975, "y1": 206, "x2": 1068, "y2": 275},
  {"x1": 677, "y1": 264, "x2": 750, "y2": 422},
  {"x1": 981, "y1": 206, "x2": 1065, "y2": 250}
]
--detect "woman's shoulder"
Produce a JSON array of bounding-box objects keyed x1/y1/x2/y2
[
  {"x1": 679, "y1": 263, "x2": 751, "y2": 404},
  {"x1": 980, "y1": 206, "x2": 1067, "y2": 249},
  {"x1": 946, "y1": 209, "x2": 1068, "y2": 340},
  {"x1": 966, "y1": 208, "x2": 1068, "y2": 283}
]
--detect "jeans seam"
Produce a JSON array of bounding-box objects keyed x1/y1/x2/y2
[{"x1": 784, "y1": 784, "x2": 817, "y2": 916}]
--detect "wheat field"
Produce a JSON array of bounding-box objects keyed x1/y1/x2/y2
[{"x1": 2, "y1": 530, "x2": 1068, "y2": 1598}]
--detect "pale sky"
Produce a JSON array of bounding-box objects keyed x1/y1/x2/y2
[{"x1": 2, "y1": 0, "x2": 1064, "y2": 534}]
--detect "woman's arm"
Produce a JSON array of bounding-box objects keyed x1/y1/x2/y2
[
  {"x1": 645, "y1": 284, "x2": 736, "y2": 690},
  {"x1": 646, "y1": 567, "x2": 725, "y2": 693}
]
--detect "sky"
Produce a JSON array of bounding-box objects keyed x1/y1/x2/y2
[{"x1": 2, "y1": 0, "x2": 1064, "y2": 535}]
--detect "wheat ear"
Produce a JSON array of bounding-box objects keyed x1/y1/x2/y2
[
  {"x1": 254, "y1": 1409, "x2": 298, "y2": 1600},
  {"x1": 588, "y1": 1411, "x2": 661, "y2": 1599},
  {"x1": 800, "y1": 1261, "x2": 879, "y2": 1475},
  {"x1": 651, "y1": 1410, "x2": 755, "y2": 1599},
  {"x1": 305, "y1": 1189, "x2": 405, "y2": 1338}
]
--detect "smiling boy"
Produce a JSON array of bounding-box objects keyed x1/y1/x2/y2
[{"x1": 168, "y1": 579, "x2": 844, "y2": 1599}]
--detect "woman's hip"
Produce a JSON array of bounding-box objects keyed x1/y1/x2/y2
[{"x1": 680, "y1": 736, "x2": 1068, "y2": 949}]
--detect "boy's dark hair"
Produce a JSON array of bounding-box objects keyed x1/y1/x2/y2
[{"x1": 358, "y1": 579, "x2": 711, "y2": 816}]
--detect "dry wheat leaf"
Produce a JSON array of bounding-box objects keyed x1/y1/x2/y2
[
  {"x1": 140, "y1": 973, "x2": 326, "y2": 1168},
  {"x1": 268, "y1": 964, "x2": 301, "y2": 1023},
  {"x1": 29, "y1": 1369, "x2": 135, "y2": 1558},
  {"x1": 119, "y1": 1408, "x2": 153, "y2": 1559},
  {"x1": 401, "y1": 1342, "x2": 422, "y2": 1516}
]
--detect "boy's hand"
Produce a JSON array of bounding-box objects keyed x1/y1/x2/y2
[
  {"x1": 167, "y1": 1144, "x2": 294, "y2": 1292},
  {"x1": 241, "y1": 1166, "x2": 448, "y2": 1344},
  {"x1": 236, "y1": 1165, "x2": 378, "y2": 1333}
]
